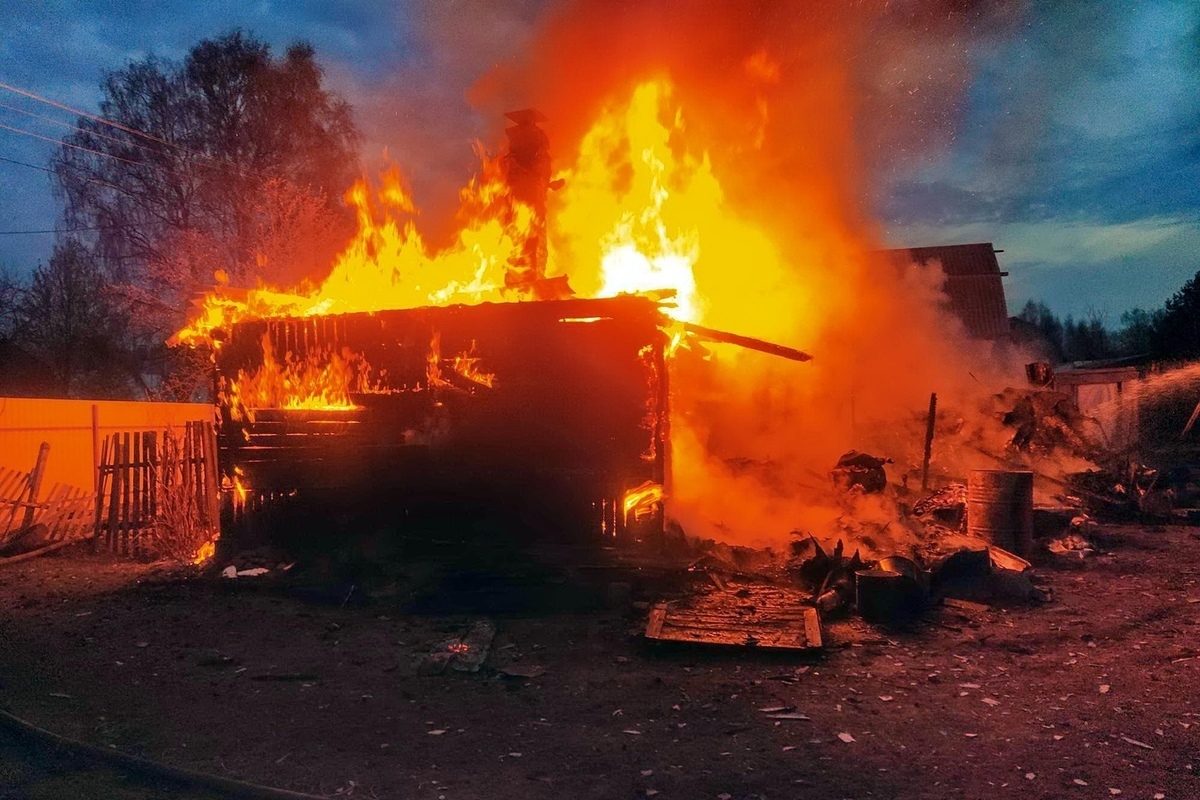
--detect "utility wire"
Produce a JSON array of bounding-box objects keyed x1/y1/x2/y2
[
  {"x1": 0, "y1": 80, "x2": 178, "y2": 151},
  {"x1": 0, "y1": 80, "x2": 259, "y2": 182},
  {"x1": 0, "y1": 150, "x2": 134, "y2": 195},
  {"x1": 0, "y1": 121, "x2": 148, "y2": 167},
  {"x1": 0, "y1": 154, "x2": 52, "y2": 173},
  {"x1": 0, "y1": 226, "x2": 117, "y2": 235},
  {"x1": 0, "y1": 101, "x2": 162, "y2": 156}
]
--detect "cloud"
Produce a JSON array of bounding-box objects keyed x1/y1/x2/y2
[{"x1": 878, "y1": 1, "x2": 1200, "y2": 230}]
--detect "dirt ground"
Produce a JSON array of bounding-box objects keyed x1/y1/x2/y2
[{"x1": 0, "y1": 524, "x2": 1198, "y2": 800}]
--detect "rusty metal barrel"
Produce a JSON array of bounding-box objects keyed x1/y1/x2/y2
[{"x1": 967, "y1": 470, "x2": 1033, "y2": 557}]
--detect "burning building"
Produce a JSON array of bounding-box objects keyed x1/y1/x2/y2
[
  {"x1": 181, "y1": 101, "x2": 820, "y2": 554},
  {"x1": 173, "y1": 11, "x2": 1035, "y2": 560},
  {"x1": 214, "y1": 295, "x2": 670, "y2": 547}
]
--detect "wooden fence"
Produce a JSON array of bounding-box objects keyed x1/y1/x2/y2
[
  {"x1": 0, "y1": 397, "x2": 214, "y2": 495},
  {"x1": 0, "y1": 448, "x2": 97, "y2": 558},
  {"x1": 95, "y1": 421, "x2": 219, "y2": 558}
]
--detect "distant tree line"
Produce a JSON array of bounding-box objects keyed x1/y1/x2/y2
[
  {"x1": 1016, "y1": 269, "x2": 1200, "y2": 365},
  {"x1": 0, "y1": 30, "x2": 359, "y2": 400}
]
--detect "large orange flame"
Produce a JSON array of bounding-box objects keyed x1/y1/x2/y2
[{"x1": 177, "y1": 63, "x2": 1029, "y2": 550}]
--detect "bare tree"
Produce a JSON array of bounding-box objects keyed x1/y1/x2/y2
[
  {"x1": 16, "y1": 239, "x2": 133, "y2": 397},
  {"x1": 0, "y1": 266, "x2": 22, "y2": 340},
  {"x1": 52, "y1": 30, "x2": 361, "y2": 345}
]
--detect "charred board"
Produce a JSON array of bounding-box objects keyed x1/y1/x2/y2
[{"x1": 645, "y1": 585, "x2": 823, "y2": 651}]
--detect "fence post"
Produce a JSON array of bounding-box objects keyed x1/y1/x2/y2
[
  {"x1": 21, "y1": 442, "x2": 50, "y2": 531},
  {"x1": 91, "y1": 404, "x2": 100, "y2": 494}
]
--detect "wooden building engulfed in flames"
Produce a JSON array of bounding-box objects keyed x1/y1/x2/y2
[{"x1": 214, "y1": 295, "x2": 669, "y2": 550}]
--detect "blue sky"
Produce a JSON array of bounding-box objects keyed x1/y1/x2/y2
[{"x1": 1, "y1": 1, "x2": 1197, "y2": 323}]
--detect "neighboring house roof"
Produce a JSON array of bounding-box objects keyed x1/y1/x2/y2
[{"x1": 883, "y1": 243, "x2": 1011, "y2": 340}]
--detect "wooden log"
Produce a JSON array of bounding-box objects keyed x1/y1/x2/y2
[
  {"x1": 682, "y1": 322, "x2": 812, "y2": 363},
  {"x1": 921, "y1": 392, "x2": 938, "y2": 491},
  {"x1": 0, "y1": 538, "x2": 80, "y2": 567}
]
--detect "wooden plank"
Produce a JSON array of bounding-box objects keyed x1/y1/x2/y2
[
  {"x1": 681, "y1": 322, "x2": 812, "y2": 363},
  {"x1": 2, "y1": 467, "x2": 32, "y2": 536},
  {"x1": 644, "y1": 585, "x2": 823, "y2": 651},
  {"x1": 0, "y1": 467, "x2": 29, "y2": 502},
  {"x1": 41, "y1": 486, "x2": 67, "y2": 538},
  {"x1": 120, "y1": 432, "x2": 130, "y2": 556},
  {"x1": 105, "y1": 434, "x2": 121, "y2": 552},
  {"x1": 203, "y1": 420, "x2": 220, "y2": 531},
  {"x1": 40, "y1": 485, "x2": 94, "y2": 541},
  {"x1": 139, "y1": 431, "x2": 151, "y2": 556},
  {"x1": 146, "y1": 430, "x2": 156, "y2": 551},
  {"x1": 146, "y1": 430, "x2": 158, "y2": 522},
  {"x1": 133, "y1": 431, "x2": 143, "y2": 557},
  {"x1": 93, "y1": 434, "x2": 110, "y2": 546},
  {"x1": 190, "y1": 422, "x2": 203, "y2": 528},
  {"x1": 21, "y1": 443, "x2": 50, "y2": 531},
  {"x1": 145, "y1": 430, "x2": 156, "y2": 554}
]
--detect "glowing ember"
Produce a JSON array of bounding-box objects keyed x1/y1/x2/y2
[
  {"x1": 232, "y1": 467, "x2": 249, "y2": 505},
  {"x1": 623, "y1": 480, "x2": 665, "y2": 523},
  {"x1": 452, "y1": 341, "x2": 496, "y2": 389},
  {"x1": 192, "y1": 539, "x2": 216, "y2": 566}
]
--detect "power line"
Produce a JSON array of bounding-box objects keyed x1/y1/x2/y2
[
  {"x1": 0, "y1": 121, "x2": 148, "y2": 167},
  {"x1": 0, "y1": 77, "x2": 250, "y2": 178},
  {"x1": 0, "y1": 226, "x2": 117, "y2": 236},
  {"x1": 0, "y1": 101, "x2": 161, "y2": 156},
  {"x1": 1, "y1": 150, "x2": 134, "y2": 195},
  {"x1": 0, "y1": 79, "x2": 260, "y2": 183},
  {"x1": 0, "y1": 80, "x2": 178, "y2": 151},
  {"x1": 0, "y1": 154, "x2": 52, "y2": 173}
]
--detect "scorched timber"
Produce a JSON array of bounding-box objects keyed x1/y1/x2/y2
[{"x1": 682, "y1": 322, "x2": 813, "y2": 363}]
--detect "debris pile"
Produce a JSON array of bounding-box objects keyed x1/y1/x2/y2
[
  {"x1": 830, "y1": 451, "x2": 892, "y2": 495},
  {"x1": 910, "y1": 483, "x2": 967, "y2": 534},
  {"x1": 993, "y1": 389, "x2": 1104, "y2": 458}
]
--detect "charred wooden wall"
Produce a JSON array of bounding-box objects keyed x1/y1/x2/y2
[{"x1": 215, "y1": 296, "x2": 668, "y2": 550}]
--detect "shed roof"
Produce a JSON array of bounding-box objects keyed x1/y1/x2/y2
[{"x1": 882, "y1": 243, "x2": 1011, "y2": 340}]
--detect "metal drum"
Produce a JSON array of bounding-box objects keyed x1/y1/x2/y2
[{"x1": 967, "y1": 470, "x2": 1033, "y2": 557}]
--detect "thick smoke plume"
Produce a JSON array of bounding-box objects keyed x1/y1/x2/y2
[{"x1": 344, "y1": 1, "x2": 1037, "y2": 548}]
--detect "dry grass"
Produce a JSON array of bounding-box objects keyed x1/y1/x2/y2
[{"x1": 147, "y1": 427, "x2": 214, "y2": 562}]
